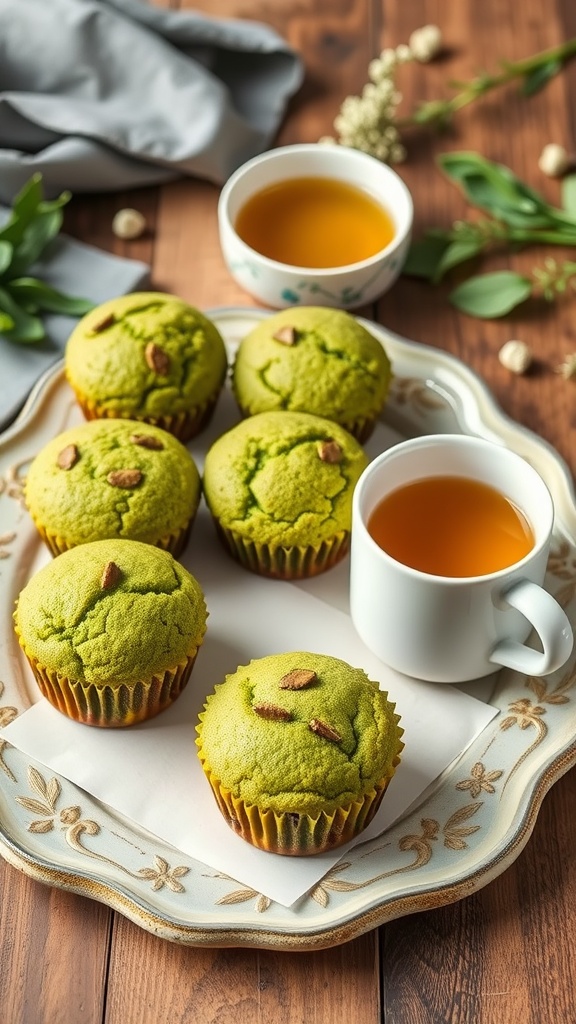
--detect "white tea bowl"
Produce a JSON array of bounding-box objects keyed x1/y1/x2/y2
[{"x1": 217, "y1": 143, "x2": 413, "y2": 310}]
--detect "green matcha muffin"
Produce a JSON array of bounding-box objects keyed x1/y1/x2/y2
[
  {"x1": 65, "y1": 292, "x2": 228, "y2": 441},
  {"x1": 196, "y1": 652, "x2": 403, "y2": 855},
  {"x1": 25, "y1": 419, "x2": 201, "y2": 557},
  {"x1": 231, "y1": 307, "x2": 392, "y2": 442},
  {"x1": 14, "y1": 539, "x2": 208, "y2": 727},
  {"x1": 202, "y1": 410, "x2": 368, "y2": 578}
]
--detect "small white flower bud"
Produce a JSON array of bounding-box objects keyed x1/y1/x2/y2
[
  {"x1": 538, "y1": 143, "x2": 570, "y2": 178},
  {"x1": 112, "y1": 208, "x2": 146, "y2": 240},
  {"x1": 394, "y1": 43, "x2": 412, "y2": 64},
  {"x1": 498, "y1": 339, "x2": 533, "y2": 374},
  {"x1": 409, "y1": 25, "x2": 443, "y2": 63}
]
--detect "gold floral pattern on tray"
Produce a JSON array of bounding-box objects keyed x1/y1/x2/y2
[
  {"x1": 1, "y1": 309, "x2": 576, "y2": 950},
  {"x1": 14, "y1": 766, "x2": 191, "y2": 895}
]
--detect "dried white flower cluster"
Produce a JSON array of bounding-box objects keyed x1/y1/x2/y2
[{"x1": 320, "y1": 25, "x2": 443, "y2": 164}]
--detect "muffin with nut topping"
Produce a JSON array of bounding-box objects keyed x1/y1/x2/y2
[
  {"x1": 232, "y1": 307, "x2": 392, "y2": 442},
  {"x1": 202, "y1": 410, "x2": 368, "y2": 578},
  {"x1": 196, "y1": 651, "x2": 403, "y2": 855},
  {"x1": 14, "y1": 539, "x2": 208, "y2": 727},
  {"x1": 65, "y1": 291, "x2": 228, "y2": 441},
  {"x1": 24, "y1": 419, "x2": 201, "y2": 557}
]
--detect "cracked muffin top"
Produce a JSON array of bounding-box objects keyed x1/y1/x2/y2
[
  {"x1": 24, "y1": 419, "x2": 201, "y2": 551},
  {"x1": 65, "y1": 291, "x2": 227, "y2": 419},
  {"x1": 196, "y1": 652, "x2": 404, "y2": 816},
  {"x1": 202, "y1": 410, "x2": 368, "y2": 547},
  {"x1": 14, "y1": 539, "x2": 207, "y2": 686},
  {"x1": 231, "y1": 306, "x2": 392, "y2": 441}
]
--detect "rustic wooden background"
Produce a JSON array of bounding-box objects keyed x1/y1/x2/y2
[{"x1": 1, "y1": 1, "x2": 576, "y2": 1021}]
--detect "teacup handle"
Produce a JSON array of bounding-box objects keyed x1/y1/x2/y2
[{"x1": 490, "y1": 579, "x2": 573, "y2": 676}]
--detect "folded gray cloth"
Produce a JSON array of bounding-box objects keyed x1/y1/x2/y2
[
  {"x1": 0, "y1": 226, "x2": 149, "y2": 430},
  {"x1": 0, "y1": 0, "x2": 304, "y2": 204}
]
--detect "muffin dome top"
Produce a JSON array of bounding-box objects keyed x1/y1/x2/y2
[
  {"x1": 202, "y1": 411, "x2": 368, "y2": 546},
  {"x1": 196, "y1": 652, "x2": 403, "y2": 816},
  {"x1": 25, "y1": 419, "x2": 201, "y2": 547},
  {"x1": 14, "y1": 540, "x2": 207, "y2": 686},
  {"x1": 232, "y1": 306, "x2": 391, "y2": 427},
  {"x1": 65, "y1": 292, "x2": 227, "y2": 417}
]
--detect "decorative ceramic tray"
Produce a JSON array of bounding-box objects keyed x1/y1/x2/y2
[{"x1": 1, "y1": 308, "x2": 576, "y2": 951}]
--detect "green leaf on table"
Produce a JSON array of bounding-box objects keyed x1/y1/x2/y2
[
  {"x1": 438, "y1": 151, "x2": 572, "y2": 229},
  {"x1": 402, "y1": 235, "x2": 450, "y2": 279},
  {"x1": 0, "y1": 285, "x2": 46, "y2": 343},
  {"x1": 521, "y1": 58, "x2": 562, "y2": 96},
  {"x1": 432, "y1": 239, "x2": 484, "y2": 282},
  {"x1": 449, "y1": 271, "x2": 532, "y2": 318},
  {"x1": 561, "y1": 174, "x2": 576, "y2": 217},
  {"x1": 6, "y1": 208, "x2": 64, "y2": 278},
  {"x1": 8, "y1": 278, "x2": 95, "y2": 316},
  {"x1": 0, "y1": 311, "x2": 15, "y2": 332},
  {"x1": 0, "y1": 240, "x2": 13, "y2": 276}
]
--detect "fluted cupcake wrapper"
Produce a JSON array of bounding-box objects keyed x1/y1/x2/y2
[
  {"x1": 20, "y1": 649, "x2": 199, "y2": 727},
  {"x1": 197, "y1": 757, "x2": 396, "y2": 856},
  {"x1": 73, "y1": 382, "x2": 223, "y2": 443},
  {"x1": 212, "y1": 521, "x2": 350, "y2": 580},
  {"x1": 28, "y1": 512, "x2": 193, "y2": 560},
  {"x1": 339, "y1": 413, "x2": 377, "y2": 444}
]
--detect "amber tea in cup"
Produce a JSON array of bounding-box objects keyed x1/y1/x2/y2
[
  {"x1": 234, "y1": 176, "x2": 396, "y2": 268},
  {"x1": 350, "y1": 435, "x2": 573, "y2": 682},
  {"x1": 367, "y1": 475, "x2": 535, "y2": 577}
]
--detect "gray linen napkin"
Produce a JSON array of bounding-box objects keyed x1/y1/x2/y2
[
  {"x1": 0, "y1": 225, "x2": 149, "y2": 430},
  {"x1": 0, "y1": 0, "x2": 304, "y2": 203}
]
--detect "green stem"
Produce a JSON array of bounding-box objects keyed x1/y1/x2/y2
[{"x1": 399, "y1": 36, "x2": 576, "y2": 126}]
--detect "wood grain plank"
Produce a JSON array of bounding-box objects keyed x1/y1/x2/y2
[
  {"x1": 104, "y1": 919, "x2": 380, "y2": 1024},
  {"x1": 381, "y1": 768, "x2": 576, "y2": 1024},
  {"x1": 0, "y1": 860, "x2": 111, "y2": 1024}
]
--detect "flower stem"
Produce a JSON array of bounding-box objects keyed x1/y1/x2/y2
[{"x1": 400, "y1": 36, "x2": 576, "y2": 127}]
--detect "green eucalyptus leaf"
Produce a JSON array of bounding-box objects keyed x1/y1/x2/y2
[
  {"x1": 7, "y1": 208, "x2": 64, "y2": 278},
  {"x1": 0, "y1": 311, "x2": 15, "y2": 332},
  {"x1": 402, "y1": 235, "x2": 450, "y2": 279},
  {"x1": 561, "y1": 174, "x2": 576, "y2": 217},
  {"x1": 0, "y1": 285, "x2": 45, "y2": 342},
  {"x1": 8, "y1": 278, "x2": 95, "y2": 316},
  {"x1": 0, "y1": 240, "x2": 13, "y2": 276},
  {"x1": 440, "y1": 151, "x2": 576, "y2": 231},
  {"x1": 0, "y1": 174, "x2": 43, "y2": 247},
  {"x1": 521, "y1": 58, "x2": 562, "y2": 96},
  {"x1": 449, "y1": 271, "x2": 532, "y2": 318},
  {"x1": 432, "y1": 239, "x2": 484, "y2": 282}
]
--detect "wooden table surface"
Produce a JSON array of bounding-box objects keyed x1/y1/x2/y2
[{"x1": 2, "y1": 1, "x2": 576, "y2": 1021}]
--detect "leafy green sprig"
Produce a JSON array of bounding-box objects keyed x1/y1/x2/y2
[
  {"x1": 403, "y1": 37, "x2": 576, "y2": 130},
  {"x1": 0, "y1": 174, "x2": 94, "y2": 343},
  {"x1": 404, "y1": 152, "x2": 576, "y2": 318}
]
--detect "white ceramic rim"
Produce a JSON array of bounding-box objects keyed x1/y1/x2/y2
[{"x1": 217, "y1": 143, "x2": 414, "y2": 275}]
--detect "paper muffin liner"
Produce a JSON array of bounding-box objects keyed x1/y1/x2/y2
[
  {"x1": 19, "y1": 647, "x2": 200, "y2": 728},
  {"x1": 28, "y1": 512, "x2": 193, "y2": 560},
  {"x1": 72, "y1": 383, "x2": 223, "y2": 443},
  {"x1": 339, "y1": 413, "x2": 378, "y2": 444},
  {"x1": 212, "y1": 520, "x2": 350, "y2": 579},
  {"x1": 197, "y1": 756, "x2": 398, "y2": 856},
  {"x1": 234, "y1": 399, "x2": 379, "y2": 445}
]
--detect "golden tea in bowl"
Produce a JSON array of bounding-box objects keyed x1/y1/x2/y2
[
  {"x1": 234, "y1": 176, "x2": 396, "y2": 268},
  {"x1": 217, "y1": 143, "x2": 413, "y2": 309}
]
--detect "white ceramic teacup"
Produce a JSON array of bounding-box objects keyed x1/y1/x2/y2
[
  {"x1": 218, "y1": 143, "x2": 413, "y2": 309},
  {"x1": 349, "y1": 434, "x2": 574, "y2": 683}
]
